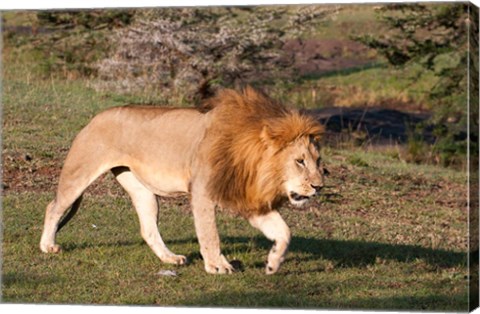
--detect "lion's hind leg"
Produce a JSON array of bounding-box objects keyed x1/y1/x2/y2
[
  {"x1": 40, "y1": 162, "x2": 109, "y2": 253},
  {"x1": 249, "y1": 210, "x2": 291, "y2": 275},
  {"x1": 40, "y1": 196, "x2": 82, "y2": 253},
  {"x1": 113, "y1": 167, "x2": 187, "y2": 265},
  {"x1": 40, "y1": 185, "x2": 87, "y2": 253}
]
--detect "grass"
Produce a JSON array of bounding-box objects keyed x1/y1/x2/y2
[
  {"x1": 1, "y1": 7, "x2": 471, "y2": 311},
  {"x1": 276, "y1": 62, "x2": 437, "y2": 112}
]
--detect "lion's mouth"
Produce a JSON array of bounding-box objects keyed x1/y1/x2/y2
[{"x1": 289, "y1": 192, "x2": 311, "y2": 203}]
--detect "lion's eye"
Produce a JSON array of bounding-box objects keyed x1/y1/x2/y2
[{"x1": 296, "y1": 159, "x2": 305, "y2": 167}]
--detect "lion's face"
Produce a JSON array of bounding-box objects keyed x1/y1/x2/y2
[{"x1": 281, "y1": 136, "x2": 324, "y2": 206}]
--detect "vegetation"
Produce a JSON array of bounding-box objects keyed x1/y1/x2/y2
[{"x1": 355, "y1": 3, "x2": 477, "y2": 166}]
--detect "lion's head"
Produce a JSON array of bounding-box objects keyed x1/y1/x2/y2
[
  {"x1": 279, "y1": 134, "x2": 325, "y2": 207},
  {"x1": 205, "y1": 87, "x2": 325, "y2": 216}
]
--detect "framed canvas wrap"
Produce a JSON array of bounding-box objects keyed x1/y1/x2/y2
[{"x1": 1, "y1": 1, "x2": 479, "y2": 312}]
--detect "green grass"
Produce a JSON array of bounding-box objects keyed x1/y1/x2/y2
[
  {"x1": 2, "y1": 183, "x2": 467, "y2": 310},
  {"x1": 276, "y1": 62, "x2": 437, "y2": 112},
  {"x1": 1, "y1": 8, "x2": 470, "y2": 311}
]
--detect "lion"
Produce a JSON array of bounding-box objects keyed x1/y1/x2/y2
[{"x1": 40, "y1": 86, "x2": 325, "y2": 274}]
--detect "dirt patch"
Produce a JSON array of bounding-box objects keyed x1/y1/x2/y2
[
  {"x1": 2, "y1": 151, "x2": 59, "y2": 194},
  {"x1": 283, "y1": 38, "x2": 375, "y2": 76},
  {"x1": 2, "y1": 150, "x2": 121, "y2": 197}
]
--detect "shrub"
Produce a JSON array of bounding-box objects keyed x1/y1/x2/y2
[
  {"x1": 355, "y1": 3, "x2": 478, "y2": 167},
  {"x1": 34, "y1": 10, "x2": 135, "y2": 78}
]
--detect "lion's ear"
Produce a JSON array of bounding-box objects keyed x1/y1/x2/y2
[
  {"x1": 260, "y1": 124, "x2": 284, "y2": 148},
  {"x1": 309, "y1": 125, "x2": 325, "y2": 149}
]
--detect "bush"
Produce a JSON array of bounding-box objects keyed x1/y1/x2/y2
[
  {"x1": 355, "y1": 3, "x2": 477, "y2": 167},
  {"x1": 34, "y1": 10, "x2": 135, "y2": 78}
]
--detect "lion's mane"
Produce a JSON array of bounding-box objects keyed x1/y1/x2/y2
[{"x1": 205, "y1": 87, "x2": 324, "y2": 217}]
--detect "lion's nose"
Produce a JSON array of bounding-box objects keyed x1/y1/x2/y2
[{"x1": 311, "y1": 184, "x2": 323, "y2": 193}]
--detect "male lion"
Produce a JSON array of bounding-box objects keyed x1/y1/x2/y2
[{"x1": 40, "y1": 87, "x2": 325, "y2": 274}]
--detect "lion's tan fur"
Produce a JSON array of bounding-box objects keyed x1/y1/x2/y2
[{"x1": 205, "y1": 87, "x2": 324, "y2": 216}]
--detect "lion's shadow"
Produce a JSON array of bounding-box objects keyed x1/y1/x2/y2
[
  {"x1": 62, "y1": 235, "x2": 466, "y2": 271},
  {"x1": 206, "y1": 235, "x2": 466, "y2": 271}
]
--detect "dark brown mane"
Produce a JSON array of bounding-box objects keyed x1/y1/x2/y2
[{"x1": 206, "y1": 86, "x2": 324, "y2": 216}]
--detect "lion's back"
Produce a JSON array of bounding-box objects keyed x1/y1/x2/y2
[
  {"x1": 85, "y1": 105, "x2": 209, "y2": 150},
  {"x1": 66, "y1": 105, "x2": 212, "y2": 195}
]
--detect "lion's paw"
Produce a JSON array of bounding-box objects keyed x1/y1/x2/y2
[
  {"x1": 265, "y1": 263, "x2": 279, "y2": 275},
  {"x1": 40, "y1": 243, "x2": 62, "y2": 254},
  {"x1": 205, "y1": 263, "x2": 235, "y2": 274},
  {"x1": 265, "y1": 258, "x2": 282, "y2": 275},
  {"x1": 205, "y1": 254, "x2": 235, "y2": 274},
  {"x1": 162, "y1": 254, "x2": 188, "y2": 266}
]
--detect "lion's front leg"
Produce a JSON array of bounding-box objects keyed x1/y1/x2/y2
[
  {"x1": 249, "y1": 210, "x2": 291, "y2": 275},
  {"x1": 191, "y1": 190, "x2": 234, "y2": 274}
]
